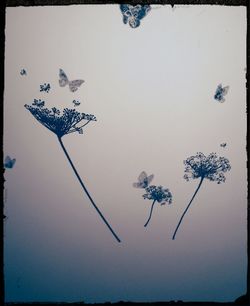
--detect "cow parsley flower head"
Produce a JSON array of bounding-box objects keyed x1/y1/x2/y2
[
  {"x1": 172, "y1": 152, "x2": 231, "y2": 240},
  {"x1": 25, "y1": 100, "x2": 121, "y2": 243},
  {"x1": 183, "y1": 152, "x2": 231, "y2": 184},
  {"x1": 25, "y1": 101, "x2": 96, "y2": 138},
  {"x1": 143, "y1": 185, "x2": 172, "y2": 205},
  {"x1": 142, "y1": 185, "x2": 172, "y2": 227}
]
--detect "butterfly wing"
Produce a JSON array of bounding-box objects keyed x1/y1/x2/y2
[
  {"x1": 214, "y1": 84, "x2": 222, "y2": 100},
  {"x1": 222, "y1": 86, "x2": 229, "y2": 96},
  {"x1": 138, "y1": 171, "x2": 147, "y2": 182},
  {"x1": 146, "y1": 174, "x2": 154, "y2": 185},
  {"x1": 4, "y1": 156, "x2": 11, "y2": 168},
  {"x1": 137, "y1": 5, "x2": 151, "y2": 20},
  {"x1": 120, "y1": 4, "x2": 130, "y2": 14},
  {"x1": 59, "y1": 69, "x2": 69, "y2": 87},
  {"x1": 128, "y1": 17, "x2": 140, "y2": 28},
  {"x1": 139, "y1": 171, "x2": 151, "y2": 188},
  {"x1": 133, "y1": 182, "x2": 143, "y2": 188},
  {"x1": 11, "y1": 159, "x2": 16, "y2": 168},
  {"x1": 69, "y1": 80, "x2": 84, "y2": 92},
  {"x1": 133, "y1": 171, "x2": 147, "y2": 188}
]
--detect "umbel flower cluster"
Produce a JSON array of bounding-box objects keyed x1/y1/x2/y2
[
  {"x1": 25, "y1": 100, "x2": 121, "y2": 243},
  {"x1": 183, "y1": 152, "x2": 231, "y2": 184},
  {"x1": 143, "y1": 185, "x2": 172, "y2": 205},
  {"x1": 25, "y1": 100, "x2": 96, "y2": 138},
  {"x1": 172, "y1": 152, "x2": 231, "y2": 240},
  {"x1": 142, "y1": 184, "x2": 172, "y2": 227},
  {"x1": 133, "y1": 171, "x2": 172, "y2": 227}
]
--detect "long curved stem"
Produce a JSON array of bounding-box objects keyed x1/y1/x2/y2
[
  {"x1": 58, "y1": 136, "x2": 121, "y2": 243},
  {"x1": 144, "y1": 200, "x2": 156, "y2": 227},
  {"x1": 172, "y1": 177, "x2": 204, "y2": 240}
]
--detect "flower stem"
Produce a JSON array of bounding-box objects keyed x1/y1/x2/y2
[
  {"x1": 172, "y1": 177, "x2": 204, "y2": 240},
  {"x1": 57, "y1": 136, "x2": 121, "y2": 243},
  {"x1": 144, "y1": 200, "x2": 156, "y2": 227}
]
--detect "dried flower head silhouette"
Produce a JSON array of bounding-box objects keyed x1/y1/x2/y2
[
  {"x1": 172, "y1": 152, "x2": 231, "y2": 240},
  {"x1": 25, "y1": 100, "x2": 121, "y2": 242},
  {"x1": 143, "y1": 185, "x2": 172, "y2": 227},
  {"x1": 133, "y1": 172, "x2": 172, "y2": 227}
]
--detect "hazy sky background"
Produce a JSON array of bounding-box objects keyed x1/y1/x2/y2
[{"x1": 4, "y1": 4, "x2": 247, "y2": 303}]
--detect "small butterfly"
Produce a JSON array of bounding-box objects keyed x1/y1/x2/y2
[
  {"x1": 133, "y1": 171, "x2": 154, "y2": 188},
  {"x1": 220, "y1": 143, "x2": 227, "y2": 148},
  {"x1": 72, "y1": 100, "x2": 81, "y2": 107},
  {"x1": 214, "y1": 84, "x2": 229, "y2": 103},
  {"x1": 40, "y1": 83, "x2": 51, "y2": 93},
  {"x1": 4, "y1": 156, "x2": 16, "y2": 169},
  {"x1": 20, "y1": 69, "x2": 27, "y2": 76},
  {"x1": 120, "y1": 4, "x2": 151, "y2": 28},
  {"x1": 59, "y1": 69, "x2": 84, "y2": 92}
]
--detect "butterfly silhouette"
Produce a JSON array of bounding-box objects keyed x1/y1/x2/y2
[
  {"x1": 214, "y1": 84, "x2": 229, "y2": 103},
  {"x1": 133, "y1": 171, "x2": 154, "y2": 188},
  {"x1": 220, "y1": 143, "x2": 227, "y2": 148},
  {"x1": 20, "y1": 69, "x2": 27, "y2": 76},
  {"x1": 120, "y1": 4, "x2": 151, "y2": 28},
  {"x1": 40, "y1": 83, "x2": 51, "y2": 93},
  {"x1": 72, "y1": 100, "x2": 81, "y2": 107},
  {"x1": 59, "y1": 69, "x2": 84, "y2": 92},
  {"x1": 4, "y1": 156, "x2": 16, "y2": 169}
]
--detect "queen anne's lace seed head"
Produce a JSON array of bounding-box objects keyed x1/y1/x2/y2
[
  {"x1": 183, "y1": 152, "x2": 231, "y2": 184},
  {"x1": 25, "y1": 100, "x2": 96, "y2": 138},
  {"x1": 143, "y1": 185, "x2": 172, "y2": 204}
]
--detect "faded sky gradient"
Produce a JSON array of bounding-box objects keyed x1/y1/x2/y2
[{"x1": 4, "y1": 5, "x2": 247, "y2": 303}]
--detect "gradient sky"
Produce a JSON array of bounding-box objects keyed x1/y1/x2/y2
[{"x1": 4, "y1": 4, "x2": 247, "y2": 303}]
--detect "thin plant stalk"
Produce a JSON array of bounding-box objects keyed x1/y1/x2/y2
[
  {"x1": 172, "y1": 177, "x2": 204, "y2": 240},
  {"x1": 144, "y1": 199, "x2": 156, "y2": 227},
  {"x1": 57, "y1": 136, "x2": 121, "y2": 243}
]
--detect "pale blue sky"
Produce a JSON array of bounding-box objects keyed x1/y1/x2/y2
[{"x1": 4, "y1": 4, "x2": 247, "y2": 303}]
